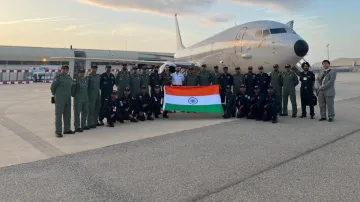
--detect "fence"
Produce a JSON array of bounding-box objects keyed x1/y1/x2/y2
[{"x1": 0, "y1": 69, "x2": 33, "y2": 85}]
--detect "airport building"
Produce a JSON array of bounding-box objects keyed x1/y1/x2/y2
[
  {"x1": 0, "y1": 45, "x2": 174, "y2": 76},
  {"x1": 312, "y1": 58, "x2": 360, "y2": 72}
]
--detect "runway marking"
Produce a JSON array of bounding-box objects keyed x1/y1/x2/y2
[{"x1": 189, "y1": 127, "x2": 360, "y2": 201}]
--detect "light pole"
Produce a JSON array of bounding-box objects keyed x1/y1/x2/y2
[{"x1": 326, "y1": 44, "x2": 330, "y2": 60}]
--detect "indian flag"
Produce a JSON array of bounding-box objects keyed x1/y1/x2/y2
[{"x1": 163, "y1": 86, "x2": 223, "y2": 114}]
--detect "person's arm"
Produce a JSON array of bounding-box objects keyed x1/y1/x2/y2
[
  {"x1": 293, "y1": 73, "x2": 299, "y2": 87},
  {"x1": 51, "y1": 76, "x2": 60, "y2": 95},
  {"x1": 322, "y1": 71, "x2": 337, "y2": 91}
]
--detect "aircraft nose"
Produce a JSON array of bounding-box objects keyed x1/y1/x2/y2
[{"x1": 294, "y1": 40, "x2": 309, "y2": 57}]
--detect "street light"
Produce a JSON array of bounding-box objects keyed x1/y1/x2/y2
[{"x1": 326, "y1": 44, "x2": 330, "y2": 60}]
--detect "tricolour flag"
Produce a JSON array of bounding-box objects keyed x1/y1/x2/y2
[{"x1": 163, "y1": 86, "x2": 223, "y2": 114}]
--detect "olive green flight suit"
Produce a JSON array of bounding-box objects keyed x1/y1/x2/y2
[
  {"x1": 116, "y1": 71, "x2": 132, "y2": 96},
  {"x1": 198, "y1": 70, "x2": 211, "y2": 86},
  {"x1": 211, "y1": 71, "x2": 221, "y2": 85},
  {"x1": 281, "y1": 71, "x2": 299, "y2": 115},
  {"x1": 51, "y1": 73, "x2": 73, "y2": 135},
  {"x1": 233, "y1": 73, "x2": 244, "y2": 96},
  {"x1": 87, "y1": 72, "x2": 101, "y2": 127},
  {"x1": 270, "y1": 71, "x2": 283, "y2": 113},
  {"x1": 141, "y1": 71, "x2": 150, "y2": 93},
  {"x1": 184, "y1": 74, "x2": 199, "y2": 86},
  {"x1": 72, "y1": 76, "x2": 89, "y2": 129},
  {"x1": 131, "y1": 72, "x2": 141, "y2": 97}
]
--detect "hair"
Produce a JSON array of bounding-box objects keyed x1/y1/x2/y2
[
  {"x1": 322, "y1": 60, "x2": 330, "y2": 65},
  {"x1": 301, "y1": 62, "x2": 310, "y2": 68},
  {"x1": 214, "y1": 66, "x2": 219, "y2": 69}
]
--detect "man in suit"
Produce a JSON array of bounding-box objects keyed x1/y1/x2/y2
[{"x1": 316, "y1": 60, "x2": 337, "y2": 122}]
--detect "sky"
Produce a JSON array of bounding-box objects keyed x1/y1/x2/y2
[{"x1": 0, "y1": 0, "x2": 358, "y2": 64}]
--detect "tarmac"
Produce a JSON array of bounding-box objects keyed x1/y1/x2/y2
[{"x1": 1, "y1": 72, "x2": 360, "y2": 201}]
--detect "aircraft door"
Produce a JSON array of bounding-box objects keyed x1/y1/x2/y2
[
  {"x1": 74, "y1": 51, "x2": 86, "y2": 78},
  {"x1": 234, "y1": 27, "x2": 247, "y2": 54}
]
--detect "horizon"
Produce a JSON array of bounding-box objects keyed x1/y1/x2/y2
[{"x1": 0, "y1": 0, "x2": 358, "y2": 64}]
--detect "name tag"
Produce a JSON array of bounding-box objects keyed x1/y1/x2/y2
[{"x1": 304, "y1": 77, "x2": 307, "y2": 81}]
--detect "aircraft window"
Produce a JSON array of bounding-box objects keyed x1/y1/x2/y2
[
  {"x1": 255, "y1": 30, "x2": 262, "y2": 37},
  {"x1": 0, "y1": 60, "x2": 6, "y2": 65},
  {"x1": 91, "y1": 62, "x2": 99, "y2": 66},
  {"x1": 285, "y1": 28, "x2": 296, "y2": 34},
  {"x1": 262, "y1": 30, "x2": 270, "y2": 37},
  {"x1": 7, "y1": 60, "x2": 21, "y2": 65},
  {"x1": 270, "y1": 28, "x2": 287, "y2": 34},
  {"x1": 49, "y1": 61, "x2": 61, "y2": 65},
  {"x1": 61, "y1": 61, "x2": 69, "y2": 65}
]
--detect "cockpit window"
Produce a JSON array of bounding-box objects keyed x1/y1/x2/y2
[
  {"x1": 270, "y1": 28, "x2": 287, "y2": 34},
  {"x1": 262, "y1": 30, "x2": 270, "y2": 37},
  {"x1": 255, "y1": 30, "x2": 262, "y2": 37},
  {"x1": 285, "y1": 28, "x2": 296, "y2": 34}
]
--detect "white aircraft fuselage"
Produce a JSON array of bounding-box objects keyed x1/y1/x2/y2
[{"x1": 167, "y1": 16, "x2": 309, "y2": 74}]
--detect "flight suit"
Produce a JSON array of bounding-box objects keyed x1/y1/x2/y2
[
  {"x1": 51, "y1": 73, "x2": 73, "y2": 135},
  {"x1": 236, "y1": 92, "x2": 250, "y2": 118},
  {"x1": 87, "y1": 72, "x2": 101, "y2": 127},
  {"x1": 198, "y1": 70, "x2": 211, "y2": 86},
  {"x1": 211, "y1": 71, "x2": 221, "y2": 85},
  {"x1": 102, "y1": 97, "x2": 120, "y2": 127},
  {"x1": 281, "y1": 71, "x2": 299, "y2": 116},
  {"x1": 249, "y1": 93, "x2": 265, "y2": 120},
  {"x1": 263, "y1": 93, "x2": 279, "y2": 122},
  {"x1": 118, "y1": 95, "x2": 138, "y2": 123},
  {"x1": 141, "y1": 71, "x2": 150, "y2": 93},
  {"x1": 137, "y1": 93, "x2": 154, "y2": 121},
  {"x1": 149, "y1": 72, "x2": 162, "y2": 95},
  {"x1": 233, "y1": 73, "x2": 244, "y2": 96},
  {"x1": 218, "y1": 73, "x2": 234, "y2": 102},
  {"x1": 99, "y1": 72, "x2": 115, "y2": 122},
  {"x1": 72, "y1": 76, "x2": 89, "y2": 130},
  {"x1": 161, "y1": 71, "x2": 172, "y2": 86},
  {"x1": 244, "y1": 73, "x2": 257, "y2": 96},
  {"x1": 269, "y1": 71, "x2": 283, "y2": 113},
  {"x1": 152, "y1": 91, "x2": 167, "y2": 118},
  {"x1": 222, "y1": 91, "x2": 235, "y2": 119},
  {"x1": 131, "y1": 72, "x2": 142, "y2": 97},
  {"x1": 115, "y1": 71, "x2": 132, "y2": 96},
  {"x1": 184, "y1": 74, "x2": 199, "y2": 86},
  {"x1": 299, "y1": 71, "x2": 315, "y2": 117},
  {"x1": 256, "y1": 73, "x2": 271, "y2": 94}
]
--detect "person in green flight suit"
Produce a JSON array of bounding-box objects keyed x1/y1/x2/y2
[
  {"x1": 87, "y1": 65, "x2": 101, "y2": 128},
  {"x1": 184, "y1": 67, "x2": 199, "y2": 86},
  {"x1": 116, "y1": 65, "x2": 132, "y2": 97},
  {"x1": 130, "y1": 67, "x2": 142, "y2": 97},
  {"x1": 140, "y1": 67, "x2": 150, "y2": 93},
  {"x1": 211, "y1": 66, "x2": 220, "y2": 85},
  {"x1": 281, "y1": 64, "x2": 299, "y2": 117},
  {"x1": 233, "y1": 67, "x2": 244, "y2": 96},
  {"x1": 269, "y1": 64, "x2": 283, "y2": 115},
  {"x1": 198, "y1": 64, "x2": 211, "y2": 86},
  {"x1": 72, "y1": 68, "x2": 90, "y2": 132},
  {"x1": 50, "y1": 65, "x2": 75, "y2": 138}
]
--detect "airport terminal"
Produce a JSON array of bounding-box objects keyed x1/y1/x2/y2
[{"x1": 1, "y1": 6, "x2": 360, "y2": 202}]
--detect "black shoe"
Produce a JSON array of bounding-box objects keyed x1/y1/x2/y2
[
  {"x1": 147, "y1": 116, "x2": 154, "y2": 121},
  {"x1": 280, "y1": 113, "x2": 288, "y2": 116},
  {"x1": 299, "y1": 115, "x2": 306, "y2": 118},
  {"x1": 319, "y1": 118, "x2": 327, "y2": 121},
  {"x1": 56, "y1": 133, "x2": 63, "y2": 138},
  {"x1": 119, "y1": 120, "x2": 124, "y2": 123},
  {"x1": 83, "y1": 126, "x2": 91, "y2": 130},
  {"x1": 130, "y1": 118, "x2": 138, "y2": 123},
  {"x1": 75, "y1": 128, "x2": 83, "y2": 133},
  {"x1": 256, "y1": 119, "x2": 262, "y2": 121},
  {"x1": 163, "y1": 114, "x2": 169, "y2": 118},
  {"x1": 310, "y1": 116, "x2": 314, "y2": 119},
  {"x1": 97, "y1": 121, "x2": 104, "y2": 126},
  {"x1": 64, "y1": 130, "x2": 75, "y2": 135},
  {"x1": 155, "y1": 115, "x2": 159, "y2": 118},
  {"x1": 107, "y1": 124, "x2": 114, "y2": 127},
  {"x1": 328, "y1": 118, "x2": 334, "y2": 122},
  {"x1": 292, "y1": 115, "x2": 296, "y2": 118},
  {"x1": 272, "y1": 119, "x2": 278, "y2": 123},
  {"x1": 90, "y1": 125, "x2": 96, "y2": 128}
]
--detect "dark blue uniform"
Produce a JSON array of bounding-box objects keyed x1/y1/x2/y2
[
  {"x1": 101, "y1": 97, "x2": 120, "y2": 127},
  {"x1": 218, "y1": 73, "x2": 233, "y2": 102},
  {"x1": 244, "y1": 73, "x2": 257, "y2": 96},
  {"x1": 99, "y1": 72, "x2": 116, "y2": 122},
  {"x1": 299, "y1": 71, "x2": 315, "y2": 118},
  {"x1": 137, "y1": 92, "x2": 154, "y2": 121},
  {"x1": 151, "y1": 89, "x2": 167, "y2": 118},
  {"x1": 236, "y1": 92, "x2": 251, "y2": 118},
  {"x1": 149, "y1": 72, "x2": 162, "y2": 95},
  {"x1": 249, "y1": 93, "x2": 265, "y2": 120},
  {"x1": 118, "y1": 94, "x2": 138, "y2": 123},
  {"x1": 222, "y1": 87, "x2": 235, "y2": 119},
  {"x1": 263, "y1": 93, "x2": 279, "y2": 123},
  {"x1": 256, "y1": 73, "x2": 271, "y2": 94}
]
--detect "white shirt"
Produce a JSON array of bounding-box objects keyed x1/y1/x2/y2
[{"x1": 171, "y1": 72, "x2": 184, "y2": 85}]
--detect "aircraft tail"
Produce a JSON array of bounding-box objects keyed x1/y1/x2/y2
[
  {"x1": 286, "y1": 20, "x2": 294, "y2": 28},
  {"x1": 175, "y1": 14, "x2": 185, "y2": 51}
]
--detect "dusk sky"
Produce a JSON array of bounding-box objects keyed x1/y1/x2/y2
[{"x1": 0, "y1": 0, "x2": 358, "y2": 64}]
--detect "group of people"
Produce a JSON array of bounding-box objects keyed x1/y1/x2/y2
[{"x1": 51, "y1": 59, "x2": 336, "y2": 138}]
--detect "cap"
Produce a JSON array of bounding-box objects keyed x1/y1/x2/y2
[
  {"x1": 78, "y1": 68, "x2": 85, "y2": 73},
  {"x1": 91, "y1": 65, "x2": 98, "y2": 69},
  {"x1": 226, "y1": 85, "x2": 231, "y2": 89},
  {"x1": 141, "y1": 85, "x2": 147, "y2": 89},
  {"x1": 106, "y1": 65, "x2": 112, "y2": 69},
  {"x1": 240, "y1": 84, "x2": 246, "y2": 88},
  {"x1": 285, "y1": 64, "x2": 291, "y2": 68},
  {"x1": 268, "y1": 85, "x2": 274, "y2": 89},
  {"x1": 189, "y1": 66, "x2": 194, "y2": 70},
  {"x1": 214, "y1": 66, "x2": 219, "y2": 69},
  {"x1": 235, "y1": 67, "x2": 240, "y2": 70},
  {"x1": 273, "y1": 64, "x2": 279, "y2": 68},
  {"x1": 154, "y1": 85, "x2": 160, "y2": 88},
  {"x1": 61, "y1": 65, "x2": 69, "y2": 69},
  {"x1": 223, "y1": 66, "x2": 228, "y2": 69},
  {"x1": 254, "y1": 85, "x2": 259, "y2": 89},
  {"x1": 248, "y1": 66, "x2": 253, "y2": 70},
  {"x1": 258, "y1": 66, "x2": 264, "y2": 69},
  {"x1": 124, "y1": 86, "x2": 130, "y2": 91},
  {"x1": 201, "y1": 64, "x2": 206, "y2": 67}
]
